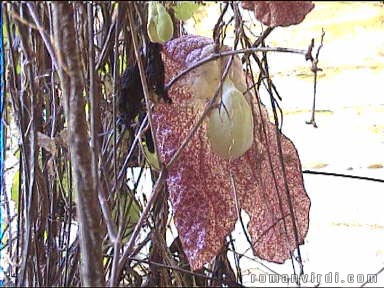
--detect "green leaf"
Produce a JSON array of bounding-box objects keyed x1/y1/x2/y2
[
  {"x1": 61, "y1": 170, "x2": 72, "y2": 201},
  {"x1": 16, "y1": 63, "x2": 22, "y2": 75},
  {"x1": 112, "y1": 190, "x2": 141, "y2": 243},
  {"x1": 11, "y1": 170, "x2": 20, "y2": 209},
  {"x1": 142, "y1": 142, "x2": 161, "y2": 171},
  {"x1": 173, "y1": 1, "x2": 200, "y2": 21}
]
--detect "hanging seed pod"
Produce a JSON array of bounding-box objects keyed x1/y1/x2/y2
[
  {"x1": 156, "y1": 3, "x2": 174, "y2": 43},
  {"x1": 147, "y1": 2, "x2": 174, "y2": 44},
  {"x1": 147, "y1": 2, "x2": 161, "y2": 43},
  {"x1": 207, "y1": 78, "x2": 254, "y2": 160}
]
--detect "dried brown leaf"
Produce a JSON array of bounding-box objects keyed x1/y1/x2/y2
[
  {"x1": 241, "y1": 1, "x2": 314, "y2": 27},
  {"x1": 153, "y1": 35, "x2": 310, "y2": 270}
]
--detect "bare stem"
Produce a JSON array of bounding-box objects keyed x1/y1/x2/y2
[
  {"x1": 87, "y1": 2, "x2": 118, "y2": 245},
  {"x1": 26, "y1": 2, "x2": 59, "y2": 70},
  {"x1": 166, "y1": 46, "x2": 307, "y2": 91},
  {"x1": 306, "y1": 29, "x2": 325, "y2": 128}
]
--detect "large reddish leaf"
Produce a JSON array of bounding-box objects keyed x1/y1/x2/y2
[
  {"x1": 152, "y1": 35, "x2": 310, "y2": 270},
  {"x1": 242, "y1": 1, "x2": 314, "y2": 27}
]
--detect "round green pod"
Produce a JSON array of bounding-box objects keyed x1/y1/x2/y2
[
  {"x1": 207, "y1": 78, "x2": 254, "y2": 160},
  {"x1": 156, "y1": 3, "x2": 174, "y2": 43},
  {"x1": 173, "y1": 1, "x2": 200, "y2": 21},
  {"x1": 147, "y1": 2, "x2": 161, "y2": 43}
]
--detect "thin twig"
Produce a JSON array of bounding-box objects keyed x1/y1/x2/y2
[
  {"x1": 95, "y1": 5, "x2": 119, "y2": 70},
  {"x1": 360, "y1": 266, "x2": 384, "y2": 287},
  {"x1": 306, "y1": 29, "x2": 325, "y2": 127},
  {"x1": 128, "y1": 257, "x2": 241, "y2": 286},
  {"x1": 302, "y1": 170, "x2": 384, "y2": 183},
  {"x1": 110, "y1": 7, "x2": 122, "y2": 284},
  {"x1": 116, "y1": 169, "x2": 166, "y2": 277},
  {"x1": 115, "y1": 116, "x2": 148, "y2": 188},
  {"x1": 15, "y1": 8, "x2": 37, "y2": 283},
  {"x1": 166, "y1": 46, "x2": 308, "y2": 92},
  {"x1": 262, "y1": 42, "x2": 304, "y2": 283},
  {"x1": 241, "y1": 27, "x2": 274, "y2": 64},
  {"x1": 87, "y1": 2, "x2": 118, "y2": 247},
  {"x1": 25, "y1": 3, "x2": 60, "y2": 71}
]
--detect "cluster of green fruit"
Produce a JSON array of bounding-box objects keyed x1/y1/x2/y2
[{"x1": 147, "y1": 1, "x2": 200, "y2": 43}]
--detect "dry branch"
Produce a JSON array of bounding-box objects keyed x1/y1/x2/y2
[{"x1": 52, "y1": 2, "x2": 105, "y2": 286}]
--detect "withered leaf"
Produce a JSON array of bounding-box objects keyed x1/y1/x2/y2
[
  {"x1": 242, "y1": 1, "x2": 315, "y2": 27},
  {"x1": 153, "y1": 35, "x2": 310, "y2": 270}
]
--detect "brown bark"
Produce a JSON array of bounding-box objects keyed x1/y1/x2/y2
[{"x1": 52, "y1": 2, "x2": 105, "y2": 286}]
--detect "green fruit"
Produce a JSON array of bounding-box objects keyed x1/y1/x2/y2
[
  {"x1": 147, "y1": 20, "x2": 161, "y2": 43},
  {"x1": 147, "y1": 2, "x2": 161, "y2": 43},
  {"x1": 173, "y1": 1, "x2": 200, "y2": 21},
  {"x1": 147, "y1": 2, "x2": 174, "y2": 43},
  {"x1": 207, "y1": 78, "x2": 254, "y2": 160},
  {"x1": 156, "y1": 3, "x2": 174, "y2": 43}
]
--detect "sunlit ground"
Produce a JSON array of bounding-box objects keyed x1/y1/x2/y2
[{"x1": 186, "y1": 1, "x2": 384, "y2": 287}]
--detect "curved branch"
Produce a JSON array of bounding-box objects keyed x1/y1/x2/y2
[{"x1": 165, "y1": 46, "x2": 307, "y2": 91}]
